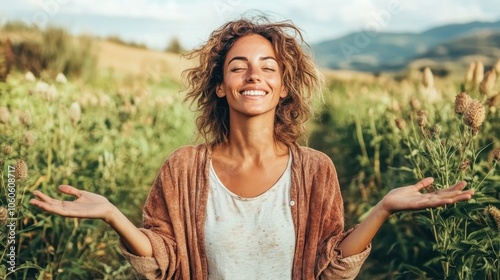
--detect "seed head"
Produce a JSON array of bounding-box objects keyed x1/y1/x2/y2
[
  {"x1": 410, "y1": 97, "x2": 421, "y2": 111},
  {"x1": 487, "y1": 205, "x2": 500, "y2": 232},
  {"x1": 69, "y1": 102, "x2": 82, "y2": 126},
  {"x1": 464, "y1": 100, "x2": 485, "y2": 128},
  {"x1": 464, "y1": 62, "x2": 475, "y2": 85},
  {"x1": 473, "y1": 61, "x2": 484, "y2": 86},
  {"x1": 395, "y1": 118, "x2": 406, "y2": 131},
  {"x1": 2, "y1": 145, "x2": 13, "y2": 155},
  {"x1": 24, "y1": 71, "x2": 36, "y2": 82},
  {"x1": 0, "y1": 206, "x2": 7, "y2": 225},
  {"x1": 422, "y1": 67, "x2": 434, "y2": 88},
  {"x1": 56, "y1": 72, "x2": 68, "y2": 84},
  {"x1": 492, "y1": 147, "x2": 500, "y2": 162},
  {"x1": 0, "y1": 106, "x2": 9, "y2": 124},
  {"x1": 479, "y1": 70, "x2": 496, "y2": 96},
  {"x1": 459, "y1": 159, "x2": 471, "y2": 171},
  {"x1": 19, "y1": 111, "x2": 31, "y2": 127},
  {"x1": 494, "y1": 58, "x2": 500, "y2": 74},
  {"x1": 14, "y1": 159, "x2": 28, "y2": 180},
  {"x1": 23, "y1": 131, "x2": 35, "y2": 147},
  {"x1": 487, "y1": 93, "x2": 500, "y2": 108},
  {"x1": 416, "y1": 110, "x2": 427, "y2": 127},
  {"x1": 430, "y1": 124, "x2": 441, "y2": 139},
  {"x1": 455, "y1": 92, "x2": 471, "y2": 115}
]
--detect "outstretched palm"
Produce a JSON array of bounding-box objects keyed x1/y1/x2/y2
[
  {"x1": 30, "y1": 185, "x2": 114, "y2": 222},
  {"x1": 381, "y1": 177, "x2": 475, "y2": 214}
]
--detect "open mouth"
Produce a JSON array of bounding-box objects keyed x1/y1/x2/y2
[{"x1": 240, "y1": 90, "x2": 267, "y2": 96}]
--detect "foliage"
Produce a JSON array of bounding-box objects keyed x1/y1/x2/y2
[
  {"x1": 310, "y1": 70, "x2": 500, "y2": 279},
  {"x1": 0, "y1": 71, "x2": 195, "y2": 279}
]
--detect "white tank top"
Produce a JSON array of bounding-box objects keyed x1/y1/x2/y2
[{"x1": 205, "y1": 155, "x2": 295, "y2": 279}]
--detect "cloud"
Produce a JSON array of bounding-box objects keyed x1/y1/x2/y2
[{"x1": 1, "y1": 0, "x2": 499, "y2": 49}]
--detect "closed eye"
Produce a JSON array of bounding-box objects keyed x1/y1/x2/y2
[{"x1": 230, "y1": 68, "x2": 247, "y2": 72}]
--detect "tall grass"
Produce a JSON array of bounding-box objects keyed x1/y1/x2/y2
[
  {"x1": 311, "y1": 66, "x2": 500, "y2": 279},
  {"x1": 0, "y1": 71, "x2": 195, "y2": 279}
]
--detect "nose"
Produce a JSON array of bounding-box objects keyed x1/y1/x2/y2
[{"x1": 245, "y1": 67, "x2": 261, "y2": 83}]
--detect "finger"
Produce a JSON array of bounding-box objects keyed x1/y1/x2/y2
[
  {"x1": 414, "y1": 177, "x2": 434, "y2": 191},
  {"x1": 446, "y1": 181, "x2": 467, "y2": 191},
  {"x1": 32, "y1": 190, "x2": 59, "y2": 204},
  {"x1": 58, "y1": 185, "x2": 82, "y2": 198}
]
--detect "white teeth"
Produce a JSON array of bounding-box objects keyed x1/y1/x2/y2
[{"x1": 241, "y1": 90, "x2": 266, "y2": 96}]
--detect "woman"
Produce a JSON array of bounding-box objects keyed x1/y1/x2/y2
[{"x1": 30, "y1": 17, "x2": 474, "y2": 279}]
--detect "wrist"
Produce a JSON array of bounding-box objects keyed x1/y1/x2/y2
[
  {"x1": 103, "y1": 204, "x2": 120, "y2": 225},
  {"x1": 373, "y1": 200, "x2": 393, "y2": 221}
]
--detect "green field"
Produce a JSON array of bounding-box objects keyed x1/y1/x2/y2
[{"x1": 1, "y1": 27, "x2": 500, "y2": 279}]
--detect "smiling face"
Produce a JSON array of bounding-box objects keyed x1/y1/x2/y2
[{"x1": 216, "y1": 34, "x2": 287, "y2": 118}]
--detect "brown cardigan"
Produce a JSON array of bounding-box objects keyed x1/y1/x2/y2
[{"x1": 120, "y1": 143, "x2": 370, "y2": 279}]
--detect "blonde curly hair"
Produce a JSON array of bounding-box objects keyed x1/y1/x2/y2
[{"x1": 183, "y1": 16, "x2": 323, "y2": 146}]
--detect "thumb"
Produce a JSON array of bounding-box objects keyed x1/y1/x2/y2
[{"x1": 58, "y1": 185, "x2": 82, "y2": 198}]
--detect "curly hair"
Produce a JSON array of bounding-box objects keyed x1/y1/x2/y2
[{"x1": 183, "y1": 16, "x2": 323, "y2": 146}]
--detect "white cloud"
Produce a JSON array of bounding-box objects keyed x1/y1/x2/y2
[{"x1": 1, "y1": 0, "x2": 499, "y2": 48}]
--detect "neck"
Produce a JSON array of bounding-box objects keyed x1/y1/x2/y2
[{"x1": 222, "y1": 112, "x2": 287, "y2": 161}]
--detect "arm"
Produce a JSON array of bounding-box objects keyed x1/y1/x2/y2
[
  {"x1": 338, "y1": 177, "x2": 475, "y2": 257},
  {"x1": 30, "y1": 185, "x2": 153, "y2": 256}
]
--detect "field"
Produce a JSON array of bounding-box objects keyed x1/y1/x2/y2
[{"x1": 1, "y1": 27, "x2": 500, "y2": 279}]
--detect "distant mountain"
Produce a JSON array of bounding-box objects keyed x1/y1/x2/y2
[{"x1": 312, "y1": 20, "x2": 500, "y2": 72}]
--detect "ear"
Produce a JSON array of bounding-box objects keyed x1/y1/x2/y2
[
  {"x1": 216, "y1": 84, "x2": 226, "y2": 98},
  {"x1": 279, "y1": 86, "x2": 288, "y2": 98}
]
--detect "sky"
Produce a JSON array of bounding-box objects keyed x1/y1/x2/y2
[{"x1": 1, "y1": 0, "x2": 500, "y2": 50}]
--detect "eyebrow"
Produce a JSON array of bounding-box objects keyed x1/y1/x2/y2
[{"x1": 227, "y1": 56, "x2": 278, "y2": 65}]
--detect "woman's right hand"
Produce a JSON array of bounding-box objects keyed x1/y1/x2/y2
[
  {"x1": 31, "y1": 185, "x2": 154, "y2": 257},
  {"x1": 30, "y1": 185, "x2": 117, "y2": 223}
]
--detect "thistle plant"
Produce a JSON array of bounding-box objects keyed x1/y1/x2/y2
[{"x1": 395, "y1": 88, "x2": 500, "y2": 279}]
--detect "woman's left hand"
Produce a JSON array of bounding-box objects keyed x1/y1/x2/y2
[{"x1": 381, "y1": 177, "x2": 475, "y2": 214}]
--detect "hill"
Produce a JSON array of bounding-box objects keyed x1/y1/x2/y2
[
  {"x1": 313, "y1": 20, "x2": 500, "y2": 72},
  {"x1": 95, "y1": 39, "x2": 192, "y2": 81}
]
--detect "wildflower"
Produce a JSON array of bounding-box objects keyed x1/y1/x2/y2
[
  {"x1": 0, "y1": 106, "x2": 9, "y2": 124},
  {"x1": 473, "y1": 61, "x2": 484, "y2": 86},
  {"x1": 45, "y1": 85, "x2": 58, "y2": 101},
  {"x1": 2, "y1": 145, "x2": 13, "y2": 155},
  {"x1": 487, "y1": 94, "x2": 500, "y2": 109},
  {"x1": 455, "y1": 92, "x2": 471, "y2": 115},
  {"x1": 488, "y1": 205, "x2": 500, "y2": 232},
  {"x1": 416, "y1": 110, "x2": 427, "y2": 127},
  {"x1": 30, "y1": 81, "x2": 50, "y2": 96},
  {"x1": 459, "y1": 159, "x2": 471, "y2": 171},
  {"x1": 422, "y1": 67, "x2": 434, "y2": 88},
  {"x1": 0, "y1": 206, "x2": 7, "y2": 225},
  {"x1": 479, "y1": 70, "x2": 496, "y2": 96},
  {"x1": 492, "y1": 147, "x2": 500, "y2": 162},
  {"x1": 23, "y1": 131, "x2": 35, "y2": 147},
  {"x1": 25, "y1": 71, "x2": 36, "y2": 82},
  {"x1": 19, "y1": 111, "x2": 31, "y2": 127},
  {"x1": 56, "y1": 73, "x2": 68, "y2": 84},
  {"x1": 495, "y1": 58, "x2": 500, "y2": 74},
  {"x1": 464, "y1": 100, "x2": 485, "y2": 128},
  {"x1": 410, "y1": 97, "x2": 421, "y2": 111},
  {"x1": 14, "y1": 159, "x2": 28, "y2": 180},
  {"x1": 395, "y1": 118, "x2": 406, "y2": 131},
  {"x1": 69, "y1": 102, "x2": 82, "y2": 126},
  {"x1": 464, "y1": 62, "x2": 475, "y2": 85},
  {"x1": 430, "y1": 124, "x2": 441, "y2": 139}
]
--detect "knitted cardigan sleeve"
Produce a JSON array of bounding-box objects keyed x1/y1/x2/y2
[
  {"x1": 119, "y1": 160, "x2": 178, "y2": 280},
  {"x1": 311, "y1": 152, "x2": 371, "y2": 279}
]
